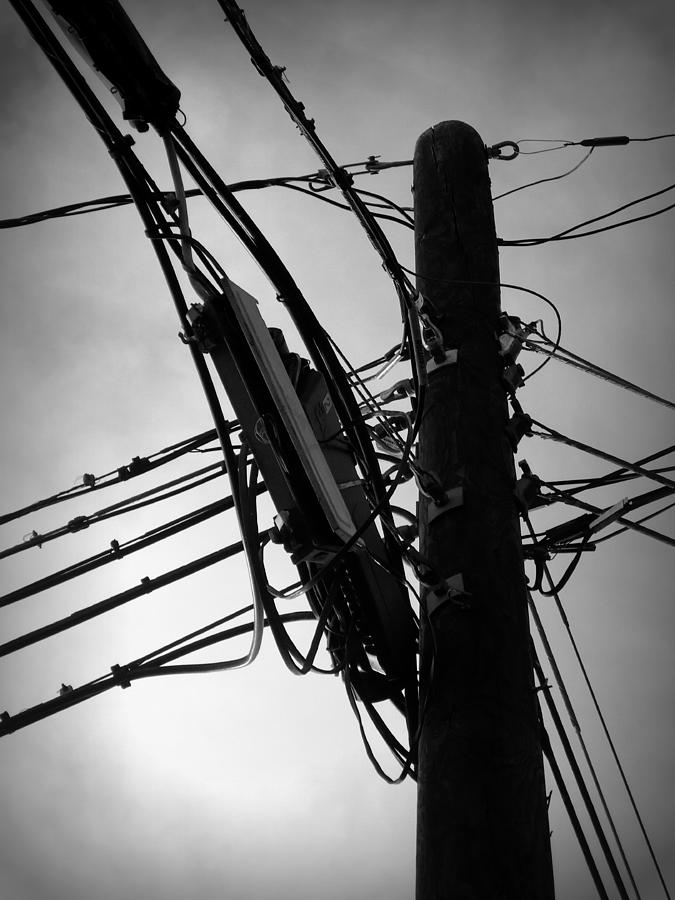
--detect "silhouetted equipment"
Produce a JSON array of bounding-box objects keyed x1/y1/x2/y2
[
  {"x1": 47, "y1": 0, "x2": 180, "y2": 131},
  {"x1": 190, "y1": 282, "x2": 416, "y2": 692}
]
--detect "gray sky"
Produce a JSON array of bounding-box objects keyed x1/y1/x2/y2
[{"x1": 1, "y1": 0, "x2": 674, "y2": 897}]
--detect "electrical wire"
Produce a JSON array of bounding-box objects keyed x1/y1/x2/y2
[
  {"x1": 528, "y1": 591, "x2": 641, "y2": 898},
  {"x1": 532, "y1": 421, "x2": 675, "y2": 492},
  {"x1": 535, "y1": 547, "x2": 672, "y2": 898},
  {"x1": 525, "y1": 329, "x2": 675, "y2": 411},
  {"x1": 0, "y1": 427, "x2": 222, "y2": 527},
  {"x1": 0, "y1": 535, "x2": 255, "y2": 659},
  {"x1": 492, "y1": 146, "x2": 594, "y2": 201},
  {"x1": 0, "y1": 461, "x2": 226, "y2": 562},
  {"x1": 501, "y1": 184, "x2": 675, "y2": 246},
  {"x1": 0, "y1": 484, "x2": 267, "y2": 609},
  {"x1": 0, "y1": 610, "x2": 316, "y2": 737}
]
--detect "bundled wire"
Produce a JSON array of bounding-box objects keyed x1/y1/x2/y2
[
  {"x1": 0, "y1": 461, "x2": 226, "y2": 562},
  {"x1": 0, "y1": 427, "x2": 223, "y2": 527},
  {"x1": 0, "y1": 608, "x2": 315, "y2": 737}
]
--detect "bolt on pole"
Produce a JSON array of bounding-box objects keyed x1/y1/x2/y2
[{"x1": 413, "y1": 120, "x2": 555, "y2": 899}]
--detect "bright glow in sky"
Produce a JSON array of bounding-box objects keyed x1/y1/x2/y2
[{"x1": 1, "y1": 0, "x2": 674, "y2": 897}]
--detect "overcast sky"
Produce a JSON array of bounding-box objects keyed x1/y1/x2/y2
[{"x1": 1, "y1": 0, "x2": 673, "y2": 898}]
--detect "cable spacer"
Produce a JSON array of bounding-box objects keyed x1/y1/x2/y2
[{"x1": 486, "y1": 140, "x2": 519, "y2": 161}]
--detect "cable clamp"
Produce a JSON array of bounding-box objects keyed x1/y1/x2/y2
[
  {"x1": 502, "y1": 363, "x2": 525, "y2": 395},
  {"x1": 413, "y1": 468, "x2": 448, "y2": 505},
  {"x1": 185, "y1": 303, "x2": 218, "y2": 353},
  {"x1": 486, "y1": 140, "x2": 519, "y2": 161},
  {"x1": 505, "y1": 409, "x2": 533, "y2": 452},
  {"x1": 23, "y1": 529, "x2": 43, "y2": 548},
  {"x1": 427, "y1": 574, "x2": 469, "y2": 615},
  {"x1": 498, "y1": 312, "x2": 527, "y2": 364},
  {"x1": 514, "y1": 460, "x2": 541, "y2": 513},
  {"x1": 428, "y1": 486, "x2": 464, "y2": 525},
  {"x1": 426, "y1": 348, "x2": 458, "y2": 375},
  {"x1": 110, "y1": 539, "x2": 123, "y2": 560},
  {"x1": 107, "y1": 134, "x2": 136, "y2": 160},
  {"x1": 377, "y1": 377, "x2": 415, "y2": 404},
  {"x1": 117, "y1": 456, "x2": 151, "y2": 481},
  {"x1": 111, "y1": 664, "x2": 132, "y2": 689},
  {"x1": 67, "y1": 515, "x2": 90, "y2": 533}
]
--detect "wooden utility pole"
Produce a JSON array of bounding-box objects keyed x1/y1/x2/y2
[{"x1": 414, "y1": 121, "x2": 555, "y2": 899}]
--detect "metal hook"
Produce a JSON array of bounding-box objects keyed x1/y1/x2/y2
[{"x1": 486, "y1": 140, "x2": 520, "y2": 161}]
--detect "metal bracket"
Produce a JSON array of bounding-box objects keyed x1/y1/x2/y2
[
  {"x1": 428, "y1": 486, "x2": 464, "y2": 525},
  {"x1": 427, "y1": 348, "x2": 458, "y2": 375},
  {"x1": 427, "y1": 574, "x2": 469, "y2": 615}
]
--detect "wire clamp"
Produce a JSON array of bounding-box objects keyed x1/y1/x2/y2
[
  {"x1": 377, "y1": 378, "x2": 415, "y2": 404},
  {"x1": 111, "y1": 664, "x2": 132, "y2": 689},
  {"x1": 502, "y1": 363, "x2": 525, "y2": 395},
  {"x1": 498, "y1": 313, "x2": 528, "y2": 364},
  {"x1": 428, "y1": 486, "x2": 464, "y2": 525},
  {"x1": 515, "y1": 460, "x2": 542, "y2": 513},
  {"x1": 427, "y1": 348, "x2": 458, "y2": 375},
  {"x1": 427, "y1": 574, "x2": 469, "y2": 615},
  {"x1": 486, "y1": 140, "x2": 519, "y2": 161},
  {"x1": 67, "y1": 515, "x2": 90, "y2": 533}
]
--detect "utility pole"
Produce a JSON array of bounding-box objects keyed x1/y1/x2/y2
[{"x1": 414, "y1": 121, "x2": 555, "y2": 899}]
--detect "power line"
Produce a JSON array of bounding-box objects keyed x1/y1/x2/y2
[
  {"x1": 500, "y1": 184, "x2": 675, "y2": 246},
  {"x1": 0, "y1": 427, "x2": 222, "y2": 526},
  {"x1": 0, "y1": 536, "x2": 253, "y2": 659},
  {"x1": 0, "y1": 461, "x2": 226, "y2": 562}
]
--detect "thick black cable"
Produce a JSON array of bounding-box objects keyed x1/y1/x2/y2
[
  {"x1": 0, "y1": 537, "x2": 254, "y2": 659},
  {"x1": 537, "y1": 485, "x2": 675, "y2": 549},
  {"x1": 0, "y1": 485, "x2": 267, "y2": 609},
  {"x1": 0, "y1": 462, "x2": 225, "y2": 562},
  {"x1": 0, "y1": 428, "x2": 221, "y2": 527},
  {"x1": 0, "y1": 611, "x2": 314, "y2": 737}
]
